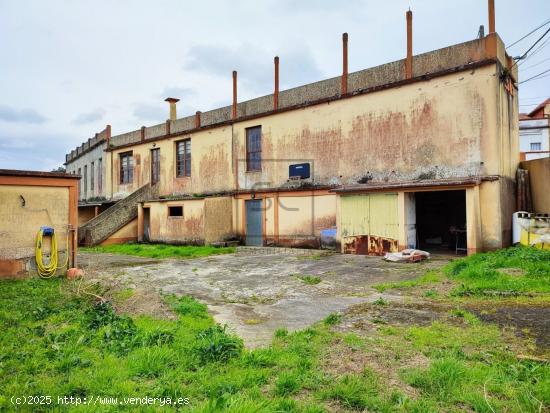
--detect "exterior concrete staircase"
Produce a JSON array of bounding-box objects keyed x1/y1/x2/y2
[{"x1": 79, "y1": 183, "x2": 159, "y2": 246}]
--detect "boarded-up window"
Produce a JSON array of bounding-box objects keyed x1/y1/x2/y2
[
  {"x1": 176, "y1": 139, "x2": 191, "y2": 177},
  {"x1": 120, "y1": 152, "x2": 133, "y2": 184},
  {"x1": 246, "y1": 126, "x2": 262, "y2": 171},
  {"x1": 168, "y1": 206, "x2": 183, "y2": 217}
]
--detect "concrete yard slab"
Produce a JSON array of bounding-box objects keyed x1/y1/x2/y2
[{"x1": 80, "y1": 249, "x2": 450, "y2": 347}]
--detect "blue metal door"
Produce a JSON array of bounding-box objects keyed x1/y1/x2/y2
[{"x1": 246, "y1": 199, "x2": 263, "y2": 246}]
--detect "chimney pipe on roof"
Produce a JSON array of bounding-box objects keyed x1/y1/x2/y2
[
  {"x1": 405, "y1": 10, "x2": 413, "y2": 79},
  {"x1": 342, "y1": 33, "x2": 348, "y2": 95},
  {"x1": 164, "y1": 97, "x2": 179, "y2": 121},
  {"x1": 232, "y1": 71, "x2": 238, "y2": 120},
  {"x1": 195, "y1": 111, "x2": 201, "y2": 128},
  {"x1": 274, "y1": 56, "x2": 279, "y2": 110},
  {"x1": 488, "y1": 0, "x2": 495, "y2": 34},
  {"x1": 106, "y1": 124, "x2": 111, "y2": 146}
]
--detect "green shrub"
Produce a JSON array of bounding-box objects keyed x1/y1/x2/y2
[
  {"x1": 274, "y1": 328, "x2": 288, "y2": 338},
  {"x1": 127, "y1": 346, "x2": 177, "y2": 377},
  {"x1": 405, "y1": 358, "x2": 467, "y2": 399},
  {"x1": 323, "y1": 313, "x2": 342, "y2": 325},
  {"x1": 195, "y1": 324, "x2": 243, "y2": 363},
  {"x1": 172, "y1": 295, "x2": 209, "y2": 318},
  {"x1": 275, "y1": 372, "x2": 301, "y2": 396}
]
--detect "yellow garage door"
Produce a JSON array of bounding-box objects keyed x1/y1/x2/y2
[{"x1": 340, "y1": 193, "x2": 398, "y2": 240}]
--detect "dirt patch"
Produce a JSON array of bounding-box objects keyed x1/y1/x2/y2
[
  {"x1": 113, "y1": 288, "x2": 177, "y2": 320},
  {"x1": 467, "y1": 303, "x2": 550, "y2": 357},
  {"x1": 337, "y1": 301, "x2": 453, "y2": 334}
]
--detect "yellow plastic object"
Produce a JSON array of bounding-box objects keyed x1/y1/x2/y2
[
  {"x1": 35, "y1": 229, "x2": 69, "y2": 278},
  {"x1": 518, "y1": 216, "x2": 550, "y2": 251}
]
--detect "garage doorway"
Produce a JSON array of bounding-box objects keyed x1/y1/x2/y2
[{"x1": 415, "y1": 190, "x2": 466, "y2": 254}]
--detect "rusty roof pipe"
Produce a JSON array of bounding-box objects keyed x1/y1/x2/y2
[
  {"x1": 274, "y1": 56, "x2": 279, "y2": 110},
  {"x1": 195, "y1": 111, "x2": 201, "y2": 128},
  {"x1": 342, "y1": 33, "x2": 348, "y2": 95},
  {"x1": 406, "y1": 10, "x2": 413, "y2": 79},
  {"x1": 105, "y1": 124, "x2": 111, "y2": 145},
  {"x1": 488, "y1": 0, "x2": 495, "y2": 34},
  {"x1": 232, "y1": 70, "x2": 237, "y2": 120}
]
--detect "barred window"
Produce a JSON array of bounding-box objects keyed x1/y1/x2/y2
[
  {"x1": 176, "y1": 139, "x2": 191, "y2": 177},
  {"x1": 120, "y1": 152, "x2": 133, "y2": 184},
  {"x1": 246, "y1": 126, "x2": 261, "y2": 171}
]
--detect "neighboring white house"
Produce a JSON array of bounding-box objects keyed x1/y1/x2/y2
[{"x1": 519, "y1": 99, "x2": 550, "y2": 161}]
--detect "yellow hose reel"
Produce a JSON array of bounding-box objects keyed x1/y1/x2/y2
[{"x1": 35, "y1": 226, "x2": 69, "y2": 278}]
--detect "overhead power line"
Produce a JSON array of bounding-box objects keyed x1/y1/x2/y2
[
  {"x1": 521, "y1": 56, "x2": 550, "y2": 71},
  {"x1": 516, "y1": 26, "x2": 550, "y2": 63},
  {"x1": 519, "y1": 67, "x2": 550, "y2": 84},
  {"x1": 507, "y1": 18, "x2": 550, "y2": 49}
]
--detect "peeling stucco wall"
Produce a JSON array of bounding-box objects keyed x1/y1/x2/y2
[{"x1": 0, "y1": 185, "x2": 69, "y2": 260}]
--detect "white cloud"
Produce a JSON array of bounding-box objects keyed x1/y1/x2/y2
[{"x1": 0, "y1": 105, "x2": 46, "y2": 124}]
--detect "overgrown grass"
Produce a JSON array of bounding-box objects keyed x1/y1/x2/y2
[
  {"x1": 373, "y1": 271, "x2": 442, "y2": 292},
  {"x1": 445, "y1": 246, "x2": 550, "y2": 296},
  {"x1": 80, "y1": 243, "x2": 236, "y2": 259},
  {"x1": 0, "y1": 277, "x2": 547, "y2": 412}
]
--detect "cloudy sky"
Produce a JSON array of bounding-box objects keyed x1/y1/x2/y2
[{"x1": 1, "y1": 0, "x2": 549, "y2": 171}]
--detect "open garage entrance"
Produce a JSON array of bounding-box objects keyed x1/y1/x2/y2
[{"x1": 415, "y1": 190, "x2": 467, "y2": 254}]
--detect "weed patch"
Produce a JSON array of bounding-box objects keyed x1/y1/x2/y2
[
  {"x1": 295, "y1": 275, "x2": 321, "y2": 285},
  {"x1": 80, "y1": 243, "x2": 235, "y2": 259}
]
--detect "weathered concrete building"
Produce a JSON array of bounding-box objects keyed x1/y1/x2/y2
[
  {"x1": 66, "y1": 4, "x2": 519, "y2": 255},
  {"x1": 0, "y1": 170, "x2": 78, "y2": 278},
  {"x1": 65, "y1": 126, "x2": 114, "y2": 226}
]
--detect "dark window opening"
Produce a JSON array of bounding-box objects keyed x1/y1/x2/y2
[
  {"x1": 151, "y1": 148, "x2": 160, "y2": 185},
  {"x1": 415, "y1": 190, "x2": 467, "y2": 254},
  {"x1": 168, "y1": 206, "x2": 183, "y2": 217},
  {"x1": 120, "y1": 152, "x2": 133, "y2": 184},
  {"x1": 90, "y1": 161, "x2": 95, "y2": 192},
  {"x1": 98, "y1": 158, "x2": 103, "y2": 193},
  {"x1": 176, "y1": 139, "x2": 191, "y2": 177},
  {"x1": 246, "y1": 126, "x2": 262, "y2": 171},
  {"x1": 83, "y1": 165, "x2": 88, "y2": 194},
  {"x1": 77, "y1": 168, "x2": 81, "y2": 198}
]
